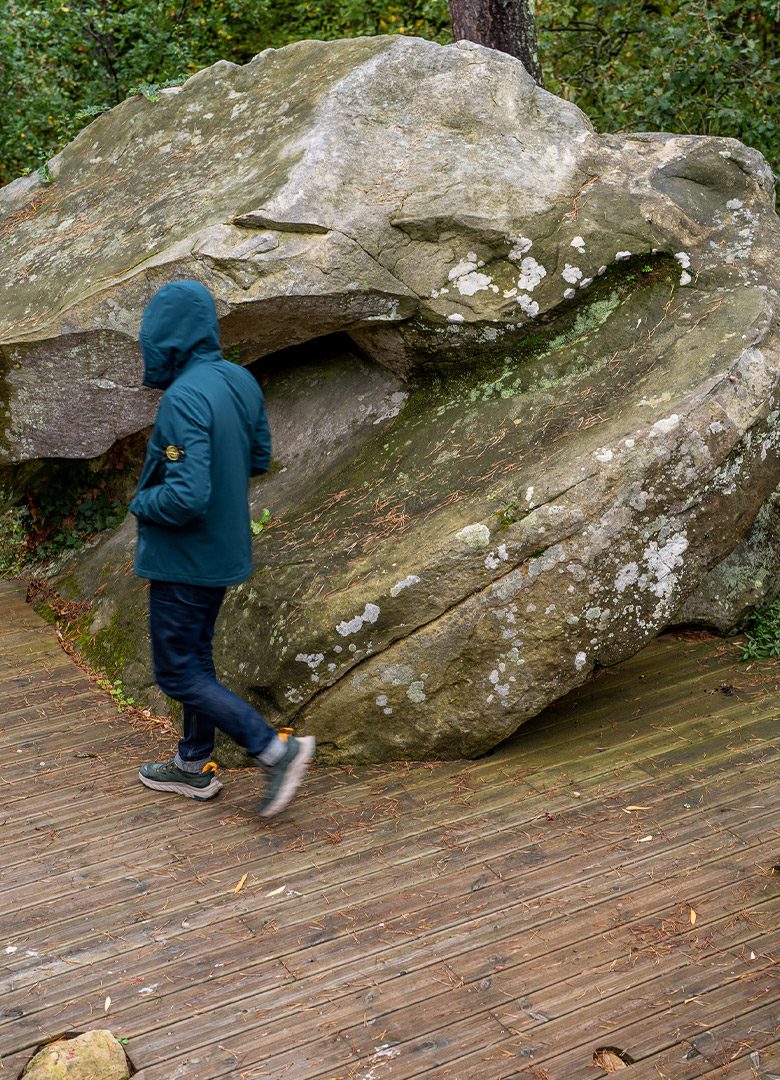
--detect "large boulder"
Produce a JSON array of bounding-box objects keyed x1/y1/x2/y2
[{"x1": 6, "y1": 36, "x2": 780, "y2": 761}]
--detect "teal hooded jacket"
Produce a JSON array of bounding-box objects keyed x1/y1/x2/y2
[{"x1": 129, "y1": 280, "x2": 271, "y2": 586}]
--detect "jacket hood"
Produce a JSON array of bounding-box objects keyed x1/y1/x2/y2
[{"x1": 140, "y1": 280, "x2": 222, "y2": 389}]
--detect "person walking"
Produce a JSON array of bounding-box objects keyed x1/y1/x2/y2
[{"x1": 129, "y1": 279, "x2": 314, "y2": 818}]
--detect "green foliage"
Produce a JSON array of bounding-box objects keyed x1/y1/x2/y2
[
  {"x1": 27, "y1": 460, "x2": 127, "y2": 559},
  {"x1": 740, "y1": 596, "x2": 780, "y2": 660},
  {"x1": 250, "y1": 507, "x2": 272, "y2": 535},
  {"x1": 96, "y1": 674, "x2": 136, "y2": 709},
  {"x1": 536, "y1": 0, "x2": 780, "y2": 176},
  {"x1": 0, "y1": 506, "x2": 30, "y2": 576}
]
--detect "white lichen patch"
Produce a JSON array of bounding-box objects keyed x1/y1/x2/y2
[
  {"x1": 574, "y1": 651, "x2": 588, "y2": 671},
  {"x1": 381, "y1": 663, "x2": 415, "y2": 686},
  {"x1": 615, "y1": 251, "x2": 632, "y2": 261},
  {"x1": 726, "y1": 198, "x2": 743, "y2": 209},
  {"x1": 448, "y1": 254, "x2": 478, "y2": 280},
  {"x1": 389, "y1": 575, "x2": 421, "y2": 597},
  {"x1": 564, "y1": 288, "x2": 576, "y2": 300},
  {"x1": 485, "y1": 644, "x2": 524, "y2": 706},
  {"x1": 594, "y1": 447, "x2": 613, "y2": 462},
  {"x1": 570, "y1": 236, "x2": 586, "y2": 253},
  {"x1": 516, "y1": 257, "x2": 547, "y2": 292},
  {"x1": 447, "y1": 313, "x2": 464, "y2": 324},
  {"x1": 376, "y1": 694, "x2": 388, "y2": 707},
  {"x1": 508, "y1": 236, "x2": 533, "y2": 261},
  {"x1": 455, "y1": 271, "x2": 493, "y2": 296},
  {"x1": 406, "y1": 681, "x2": 426, "y2": 704},
  {"x1": 295, "y1": 653, "x2": 324, "y2": 669},
  {"x1": 674, "y1": 252, "x2": 691, "y2": 269},
  {"x1": 615, "y1": 563, "x2": 639, "y2": 593},
  {"x1": 517, "y1": 294, "x2": 540, "y2": 317},
  {"x1": 336, "y1": 602, "x2": 381, "y2": 637},
  {"x1": 652, "y1": 414, "x2": 680, "y2": 435},
  {"x1": 456, "y1": 523, "x2": 491, "y2": 549},
  {"x1": 484, "y1": 544, "x2": 510, "y2": 571},
  {"x1": 679, "y1": 271, "x2": 692, "y2": 286},
  {"x1": 642, "y1": 533, "x2": 689, "y2": 600},
  {"x1": 562, "y1": 263, "x2": 583, "y2": 284},
  {"x1": 579, "y1": 277, "x2": 593, "y2": 288}
]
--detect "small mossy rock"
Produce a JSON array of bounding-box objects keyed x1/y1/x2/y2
[{"x1": 22, "y1": 1030, "x2": 130, "y2": 1079}]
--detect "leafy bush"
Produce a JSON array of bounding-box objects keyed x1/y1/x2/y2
[
  {"x1": 0, "y1": 506, "x2": 30, "y2": 576},
  {"x1": 25, "y1": 459, "x2": 128, "y2": 559},
  {"x1": 741, "y1": 596, "x2": 780, "y2": 660}
]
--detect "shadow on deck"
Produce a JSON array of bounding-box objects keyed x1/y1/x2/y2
[{"x1": 0, "y1": 580, "x2": 778, "y2": 1079}]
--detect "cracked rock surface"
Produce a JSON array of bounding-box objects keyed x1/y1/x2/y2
[{"x1": 7, "y1": 35, "x2": 780, "y2": 760}]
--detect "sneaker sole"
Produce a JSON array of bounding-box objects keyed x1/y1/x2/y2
[
  {"x1": 138, "y1": 773, "x2": 223, "y2": 801},
  {"x1": 259, "y1": 735, "x2": 316, "y2": 818}
]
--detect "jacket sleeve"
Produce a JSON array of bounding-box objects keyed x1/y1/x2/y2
[
  {"x1": 250, "y1": 390, "x2": 272, "y2": 477},
  {"x1": 130, "y1": 390, "x2": 212, "y2": 527}
]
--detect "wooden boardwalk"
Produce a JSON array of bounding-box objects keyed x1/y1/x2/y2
[{"x1": 0, "y1": 578, "x2": 778, "y2": 1080}]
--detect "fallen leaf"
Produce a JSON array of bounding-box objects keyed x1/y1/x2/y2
[
  {"x1": 689, "y1": 907, "x2": 697, "y2": 925},
  {"x1": 750, "y1": 950, "x2": 756, "y2": 960},
  {"x1": 593, "y1": 1047, "x2": 629, "y2": 1072},
  {"x1": 624, "y1": 805, "x2": 650, "y2": 812},
  {"x1": 181, "y1": 919, "x2": 190, "y2": 928},
  {"x1": 104, "y1": 996, "x2": 111, "y2": 1013},
  {"x1": 636, "y1": 835, "x2": 653, "y2": 843},
  {"x1": 234, "y1": 873, "x2": 248, "y2": 894},
  {"x1": 266, "y1": 884, "x2": 286, "y2": 897}
]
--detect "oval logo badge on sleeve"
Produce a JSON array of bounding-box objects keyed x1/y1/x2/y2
[{"x1": 164, "y1": 444, "x2": 185, "y2": 462}]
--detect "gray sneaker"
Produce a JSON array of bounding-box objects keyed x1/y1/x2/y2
[
  {"x1": 139, "y1": 760, "x2": 223, "y2": 800},
  {"x1": 258, "y1": 735, "x2": 315, "y2": 818}
]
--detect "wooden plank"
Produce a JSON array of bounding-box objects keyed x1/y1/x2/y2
[
  {"x1": 1, "y1": 583, "x2": 779, "y2": 1079},
  {"x1": 1, "y1": 718, "x2": 774, "y2": 988}
]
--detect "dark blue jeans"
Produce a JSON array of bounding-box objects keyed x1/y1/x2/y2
[{"x1": 148, "y1": 580, "x2": 277, "y2": 771}]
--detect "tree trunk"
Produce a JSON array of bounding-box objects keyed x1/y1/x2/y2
[{"x1": 449, "y1": 0, "x2": 544, "y2": 86}]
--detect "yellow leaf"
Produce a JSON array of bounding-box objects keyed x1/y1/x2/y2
[
  {"x1": 636, "y1": 835, "x2": 653, "y2": 842},
  {"x1": 234, "y1": 873, "x2": 248, "y2": 894},
  {"x1": 690, "y1": 907, "x2": 697, "y2": 925},
  {"x1": 624, "y1": 805, "x2": 650, "y2": 811},
  {"x1": 104, "y1": 996, "x2": 111, "y2": 1012}
]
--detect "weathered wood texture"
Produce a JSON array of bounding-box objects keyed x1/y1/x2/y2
[{"x1": 0, "y1": 580, "x2": 777, "y2": 1079}]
